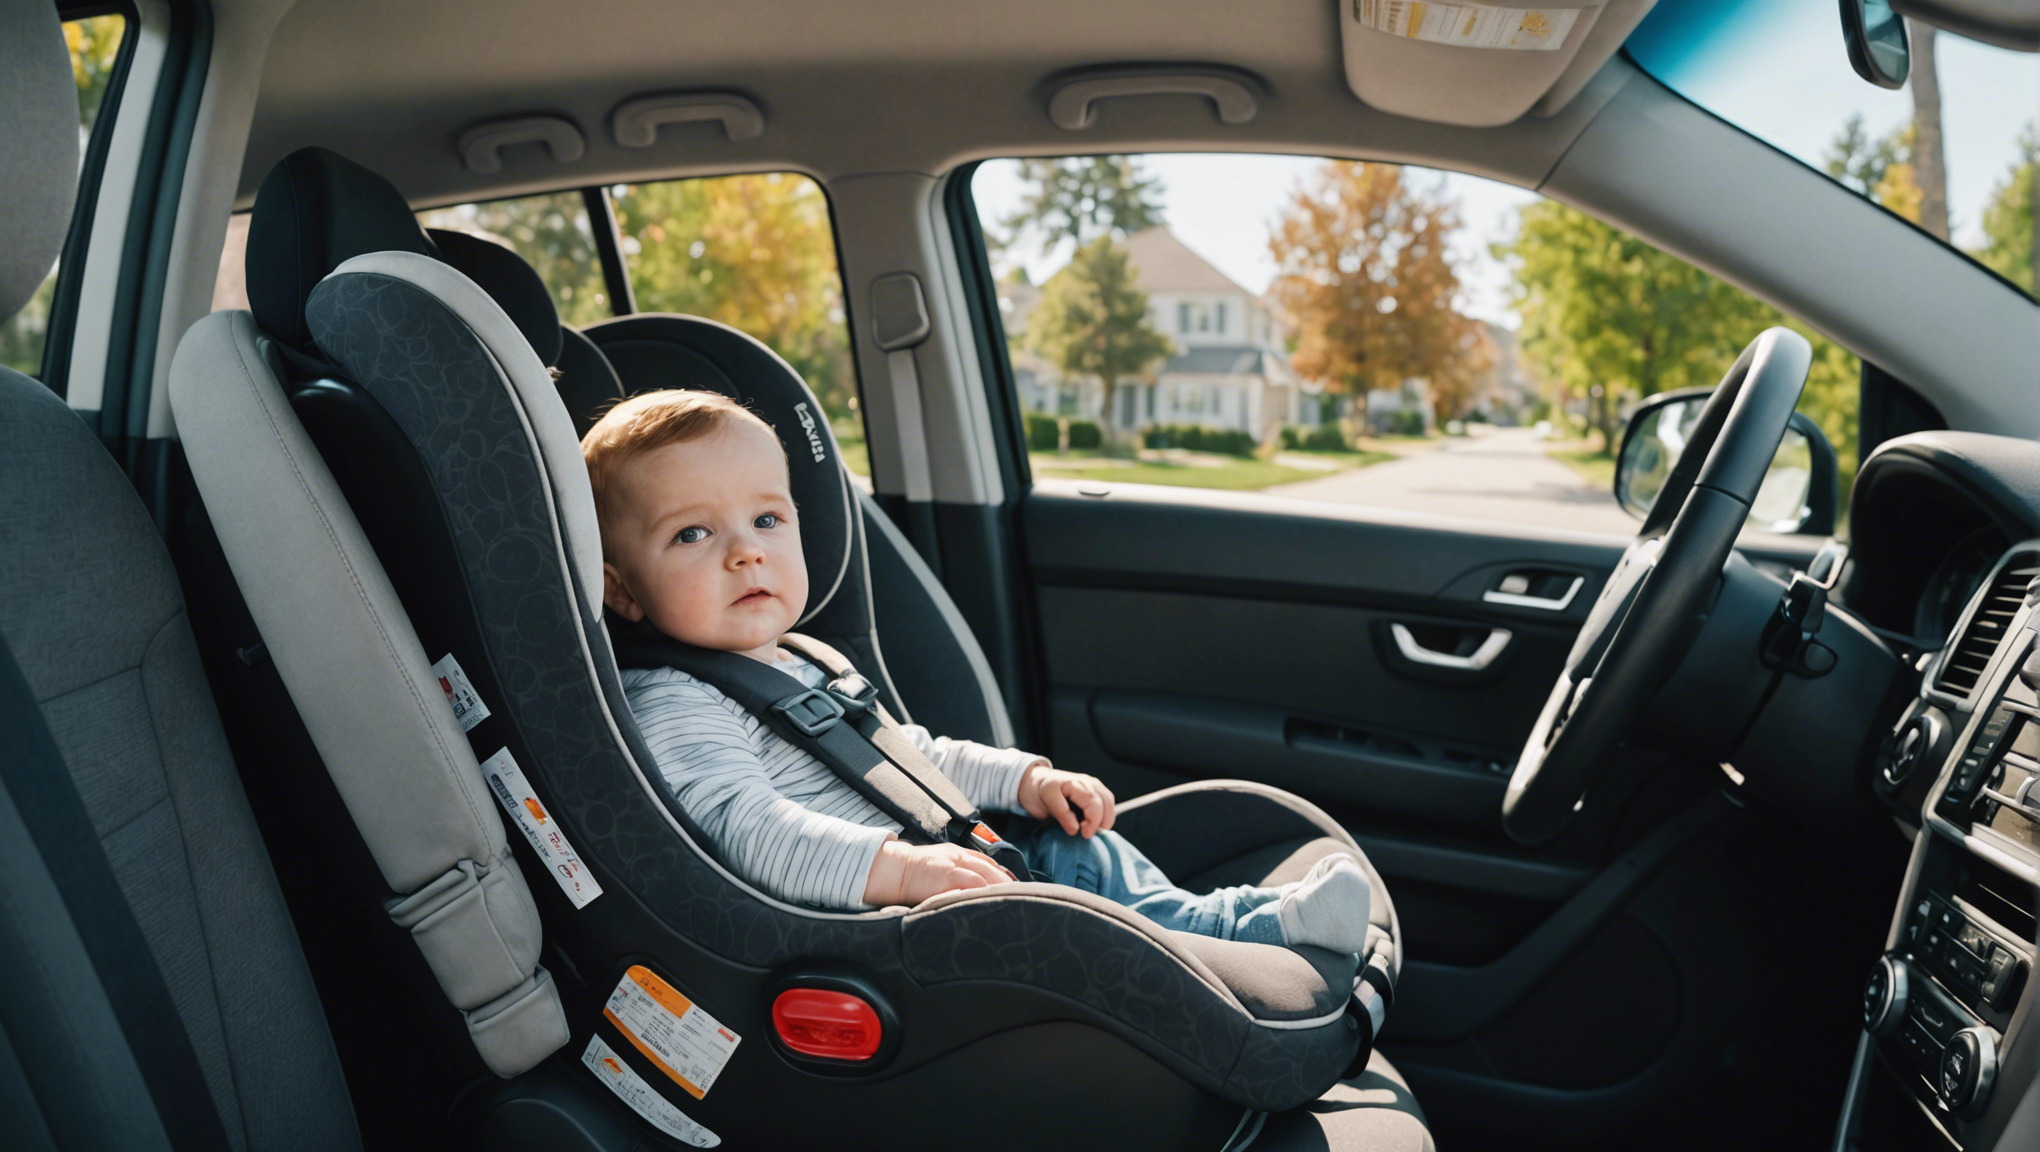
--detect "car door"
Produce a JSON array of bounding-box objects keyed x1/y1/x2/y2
[{"x1": 943, "y1": 151, "x2": 1880, "y2": 1147}]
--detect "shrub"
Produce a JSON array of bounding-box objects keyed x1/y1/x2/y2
[
  {"x1": 1024, "y1": 412, "x2": 1060, "y2": 451},
  {"x1": 1066, "y1": 419, "x2": 1103, "y2": 450},
  {"x1": 1299, "y1": 425, "x2": 1347, "y2": 452},
  {"x1": 1142, "y1": 424, "x2": 1256, "y2": 457}
]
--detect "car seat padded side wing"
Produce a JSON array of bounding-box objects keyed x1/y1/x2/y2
[{"x1": 168, "y1": 310, "x2": 568, "y2": 1076}]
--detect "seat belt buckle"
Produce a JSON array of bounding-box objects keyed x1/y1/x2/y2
[
  {"x1": 772, "y1": 688, "x2": 846, "y2": 736},
  {"x1": 827, "y1": 672, "x2": 879, "y2": 716}
]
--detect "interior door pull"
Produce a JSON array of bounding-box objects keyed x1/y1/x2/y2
[
  {"x1": 1390, "y1": 624, "x2": 1513, "y2": 671},
  {"x1": 1483, "y1": 574, "x2": 1584, "y2": 611}
]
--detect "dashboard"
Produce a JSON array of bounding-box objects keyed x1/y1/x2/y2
[{"x1": 1827, "y1": 432, "x2": 2040, "y2": 1152}]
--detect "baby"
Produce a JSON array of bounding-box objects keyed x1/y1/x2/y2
[{"x1": 585, "y1": 389, "x2": 1370, "y2": 952}]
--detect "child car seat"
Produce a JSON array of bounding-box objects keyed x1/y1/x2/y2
[{"x1": 170, "y1": 146, "x2": 1415, "y2": 1150}]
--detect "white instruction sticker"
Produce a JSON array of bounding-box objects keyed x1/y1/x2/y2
[
  {"x1": 478, "y1": 748, "x2": 603, "y2": 908},
  {"x1": 431, "y1": 654, "x2": 492, "y2": 733},
  {"x1": 582, "y1": 1035, "x2": 721, "y2": 1147},
  {"x1": 603, "y1": 965, "x2": 741, "y2": 1100},
  {"x1": 1356, "y1": 0, "x2": 1582, "y2": 50}
]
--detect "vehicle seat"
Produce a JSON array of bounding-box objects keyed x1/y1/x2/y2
[
  {"x1": 0, "y1": 3, "x2": 357, "y2": 1146},
  {"x1": 169, "y1": 146, "x2": 1421, "y2": 1150}
]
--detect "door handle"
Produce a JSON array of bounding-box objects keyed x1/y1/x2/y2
[
  {"x1": 1483, "y1": 574, "x2": 1584, "y2": 611},
  {"x1": 1390, "y1": 624, "x2": 1513, "y2": 671}
]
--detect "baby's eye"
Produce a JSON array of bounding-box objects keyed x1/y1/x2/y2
[
  {"x1": 754, "y1": 513, "x2": 779, "y2": 530},
  {"x1": 674, "y1": 525, "x2": 710, "y2": 545}
]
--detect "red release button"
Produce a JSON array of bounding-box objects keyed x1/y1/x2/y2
[{"x1": 772, "y1": 988, "x2": 882, "y2": 1061}]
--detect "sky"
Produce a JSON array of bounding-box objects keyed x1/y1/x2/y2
[{"x1": 971, "y1": 4, "x2": 2036, "y2": 329}]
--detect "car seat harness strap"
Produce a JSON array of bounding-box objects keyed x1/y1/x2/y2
[{"x1": 609, "y1": 619, "x2": 1034, "y2": 881}]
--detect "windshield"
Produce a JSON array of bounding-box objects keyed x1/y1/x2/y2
[{"x1": 1627, "y1": 0, "x2": 2037, "y2": 298}]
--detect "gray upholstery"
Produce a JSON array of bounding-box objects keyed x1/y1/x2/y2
[
  {"x1": 0, "y1": 0, "x2": 79, "y2": 320},
  {"x1": 168, "y1": 308, "x2": 569, "y2": 1077},
  {"x1": 1257, "y1": 1050, "x2": 1435, "y2": 1152},
  {"x1": 0, "y1": 370, "x2": 361, "y2": 1151}
]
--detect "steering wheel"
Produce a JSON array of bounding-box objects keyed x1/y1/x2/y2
[{"x1": 1502, "y1": 328, "x2": 1814, "y2": 845}]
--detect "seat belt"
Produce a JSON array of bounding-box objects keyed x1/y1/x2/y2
[
  {"x1": 607, "y1": 618, "x2": 1034, "y2": 881},
  {"x1": 0, "y1": 634, "x2": 235, "y2": 1152}
]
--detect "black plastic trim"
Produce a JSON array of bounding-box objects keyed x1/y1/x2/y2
[{"x1": 582, "y1": 185, "x2": 636, "y2": 317}]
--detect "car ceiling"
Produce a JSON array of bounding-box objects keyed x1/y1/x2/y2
[{"x1": 239, "y1": 0, "x2": 1638, "y2": 207}]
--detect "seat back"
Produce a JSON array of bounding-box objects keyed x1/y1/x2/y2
[{"x1": 0, "y1": 8, "x2": 357, "y2": 1146}]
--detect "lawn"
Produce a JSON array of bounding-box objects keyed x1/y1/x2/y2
[{"x1": 1546, "y1": 446, "x2": 1617, "y2": 492}]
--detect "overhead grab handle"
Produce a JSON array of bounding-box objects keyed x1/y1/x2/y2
[
  {"x1": 457, "y1": 116, "x2": 585, "y2": 174},
  {"x1": 611, "y1": 92, "x2": 766, "y2": 147},
  {"x1": 1046, "y1": 67, "x2": 1260, "y2": 130}
]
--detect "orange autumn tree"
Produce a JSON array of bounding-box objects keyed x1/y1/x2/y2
[{"x1": 1268, "y1": 162, "x2": 1490, "y2": 426}]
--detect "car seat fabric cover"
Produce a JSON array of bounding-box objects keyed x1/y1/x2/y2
[
  {"x1": 0, "y1": 368, "x2": 364, "y2": 1150},
  {"x1": 0, "y1": 0, "x2": 78, "y2": 319},
  {"x1": 223, "y1": 147, "x2": 1386, "y2": 1112}
]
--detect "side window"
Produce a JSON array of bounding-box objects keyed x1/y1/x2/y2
[
  {"x1": 609, "y1": 174, "x2": 859, "y2": 475},
  {"x1": 0, "y1": 13, "x2": 128, "y2": 379},
  {"x1": 972, "y1": 154, "x2": 1858, "y2": 533},
  {"x1": 416, "y1": 192, "x2": 611, "y2": 326},
  {"x1": 408, "y1": 175, "x2": 863, "y2": 475}
]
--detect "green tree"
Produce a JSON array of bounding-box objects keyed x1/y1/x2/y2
[
  {"x1": 1973, "y1": 125, "x2": 2037, "y2": 296},
  {"x1": 1267, "y1": 162, "x2": 1490, "y2": 424},
  {"x1": 1826, "y1": 113, "x2": 1903, "y2": 198},
  {"x1": 613, "y1": 174, "x2": 855, "y2": 421},
  {"x1": 1023, "y1": 237, "x2": 1173, "y2": 451},
  {"x1": 1495, "y1": 201, "x2": 1857, "y2": 474},
  {"x1": 1002, "y1": 156, "x2": 1165, "y2": 258}
]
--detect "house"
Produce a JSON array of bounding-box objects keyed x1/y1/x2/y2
[{"x1": 1005, "y1": 226, "x2": 1317, "y2": 441}]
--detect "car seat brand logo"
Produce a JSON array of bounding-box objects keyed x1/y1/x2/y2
[{"x1": 794, "y1": 402, "x2": 828, "y2": 463}]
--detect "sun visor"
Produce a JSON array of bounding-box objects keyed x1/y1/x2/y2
[{"x1": 1339, "y1": 0, "x2": 1657, "y2": 126}]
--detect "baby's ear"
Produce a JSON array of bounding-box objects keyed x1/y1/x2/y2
[{"x1": 602, "y1": 563, "x2": 644, "y2": 621}]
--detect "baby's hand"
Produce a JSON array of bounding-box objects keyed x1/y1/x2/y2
[
  {"x1": 1018, "y1": 762, "x2": 1116, "y2": 839},
  {"x1": 862, "y1": 838, "x2": 1015, "y2": 906}
]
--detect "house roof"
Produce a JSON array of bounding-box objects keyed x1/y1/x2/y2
[
  {"x1": 1162, "y1": 345, "x2": 1266, "y2": 375},
  {"x1": 1124, "y1": 227, "x2": 1248, "y2": 296}
]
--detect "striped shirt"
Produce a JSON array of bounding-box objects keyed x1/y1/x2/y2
[{"x1": 622, "y1": 655, "x2": 1039, "y2": 909}]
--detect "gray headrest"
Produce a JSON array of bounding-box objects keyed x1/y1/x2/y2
[{"x1": 0, "y1": 0, "x2": 81, "y2": 321}]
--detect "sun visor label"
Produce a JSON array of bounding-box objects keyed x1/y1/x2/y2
[
  {"x1": 583, "y1": 1035, "x2": 721, "y2": 1147},
  {"x1": 431, "y1": 654, "x2": 492, "y2": 733},
  {"x1": 478, "y1": 748, "x2": 603, "y2": 908},
  {"x1": 1356, "y1": 0, "x2": 1582, "y2": 50},
  {"x1": 603, "y1": 965, "x2": 741, "y2": 1100}
]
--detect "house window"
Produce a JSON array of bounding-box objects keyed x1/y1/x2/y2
[
  {"x1": 1197, "y1": 308, "x2": 1211, "y2": 332},
  {"x1": 1178, "y1": 303, "x2": 1192, "y2": 334},
  {"x1": 1215, "y1": 302, "x2": 1228, "y2": 335}
]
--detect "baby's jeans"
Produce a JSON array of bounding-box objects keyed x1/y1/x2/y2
[{"x1": 1006, "y1": 823, "x2": 1288, "y2": 945}]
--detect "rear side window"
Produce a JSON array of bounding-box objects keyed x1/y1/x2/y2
[
  {"x1": 416, "y1": 192, "x2": 612, "y2": 326},
  {"x1": 0, "y1": 13, "x2": 128, "y2": 378}
]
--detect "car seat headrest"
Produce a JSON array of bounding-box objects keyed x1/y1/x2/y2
[
  {"x1": 425, "y1": 229, "x2": 564, "y2": 368},
  {"x1": 247, "y1": 147, "x2": 436, "y2": 351},
  {"x1": 0, "y1": 0, "x2": 81, "y2": 321},
  {"x1": 588, "y1": 315, "x2": 854, "y2": 623}
]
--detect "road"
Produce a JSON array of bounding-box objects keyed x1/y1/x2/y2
[{"x1": 1265, "y1": 427, "x2": 1638, "y2": 536}]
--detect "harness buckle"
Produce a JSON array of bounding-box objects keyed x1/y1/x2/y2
[
  {"x1": 772, "y1": 688, "x2": 846, "y2": 736},
  {"x1": 827, "y1": 672, "x2": 879, "y2": 716}
]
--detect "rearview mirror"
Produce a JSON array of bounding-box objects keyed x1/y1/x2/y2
[
  {"x1": 1842, "y1": 0, "x2": 1911, "y2": 89},
  {"x1": 1615, "y1": 388, "x2": 1839, "y2": 536}
]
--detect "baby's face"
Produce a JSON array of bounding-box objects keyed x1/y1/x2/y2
[{"x1": 600, "y1": 421, "x2": 807, "y2": 663}]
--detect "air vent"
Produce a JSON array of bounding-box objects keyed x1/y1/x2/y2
[{"x1": 1936, "y1": 554, "x2": 2040, "y2": 696}]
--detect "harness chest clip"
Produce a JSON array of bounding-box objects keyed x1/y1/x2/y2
[{"x1": 772, "y1": 688, "x2": 846, "y2": 736}]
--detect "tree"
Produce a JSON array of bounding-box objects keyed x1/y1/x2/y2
[
  {"x1": 1973, "y1": 124, "x2": 2037, "y2": 296},
  {"x1": 1266, "y1": 162, "x2": 1489, "y2": 425},
  {"x1": 1825, "y1": 115, "x2": 1923, "y2": 224},
  {"x1": 613, "y1": 175, "x2": 856, "y2": 421},
  {"x1": 1494, "y1": 200, "x2": 1858, "y2": 471},
  {"x1": 1002, "y1": 156, "x2": 1165, "y2": 258},
  {"x1": 1908, "y1": 20, "x2": 1950, "y2": 241},
  {"x1": 1023, "y1": 237, "x2": 1173, "y2": 451}
]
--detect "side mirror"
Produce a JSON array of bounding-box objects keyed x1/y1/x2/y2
[
  {"x1": 1615, "y1": 388, "x2": 1839, "y2": 536},
  {"x1": 1841, "y1": 0, "x2": 1911, "y2": 89}
]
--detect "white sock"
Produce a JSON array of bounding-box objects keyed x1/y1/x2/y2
[{"x1": 1276, "y1": 854, "x2": 1372, "y2": 954}]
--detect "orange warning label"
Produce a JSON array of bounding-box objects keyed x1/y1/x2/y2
[{"x1": 602, "y1": 966, "x2": 741, "y2": 1099}]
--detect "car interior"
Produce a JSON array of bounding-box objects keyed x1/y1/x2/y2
[{"x1": 3, "y1": 1, "x2": 2038, "y2": 1150}]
